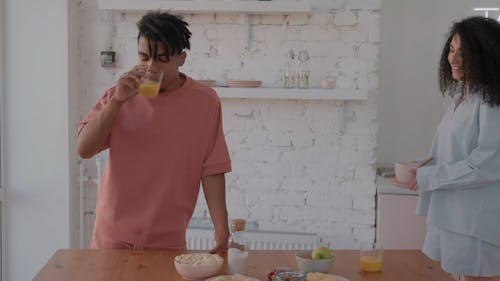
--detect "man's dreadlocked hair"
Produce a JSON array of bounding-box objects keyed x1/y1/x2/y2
[{"x1": 137, "y1": 11, "x2": 191, "y2": 62}]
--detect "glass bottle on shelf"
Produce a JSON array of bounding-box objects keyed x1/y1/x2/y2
[
  {"x1": 283, "y1": 50, "x2": 296, "y2": 88},
  {"x1": 297, "y1": 50, "x2": 310, "y2": 89},
  {"x1": 228, "y1": 218, "x2": 249, "y2": 275}
]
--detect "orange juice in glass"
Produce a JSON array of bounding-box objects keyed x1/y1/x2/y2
[
  {"x1": 360, "y1": 243, "x2": 383, "y2": 272},
  {"x1": 138, "y1": 71, "x2": 163, "y2": 98}
]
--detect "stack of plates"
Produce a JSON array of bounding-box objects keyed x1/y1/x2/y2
[
  {"x1": 226, "y1": 80, "x2": 262, "y2": 88},
  {"x1": 196, "y1": 80, "x2": 216, "y2": 87}
]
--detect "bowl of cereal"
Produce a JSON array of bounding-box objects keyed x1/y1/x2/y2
[{"x1": 174, "y1": 253, "x2": 223, "y2": 280}]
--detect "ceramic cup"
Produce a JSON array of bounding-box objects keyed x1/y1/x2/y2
[{"x1": 394, "y1": 161, "x2": 419, "y2": 184}]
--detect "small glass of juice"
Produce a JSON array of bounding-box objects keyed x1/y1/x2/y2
[
  {"x1": 138, "y1": 71, "x2": 163, "y2": 98},
  {"x1": 359, "y1": 243, "x2": 383, "y2": 273}
]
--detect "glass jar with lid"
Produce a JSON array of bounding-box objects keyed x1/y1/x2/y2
[
  {"x1": 228, "y1": 218, "x2": 249, "y2": 275},
  {"x1": 297, "y1": 50, "x2": 310, "y2": 89},
  {"x1": 283, "y1": 50, "x2": 296, "y2": 88}
]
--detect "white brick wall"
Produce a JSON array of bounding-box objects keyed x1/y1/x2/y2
[{"x1": 76, "y1": 0, "x2": 380, "y2": 249}]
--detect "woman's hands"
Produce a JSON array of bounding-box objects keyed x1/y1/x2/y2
[
  {"x1": 409, "y1": 168, "x2": 418, "y2": 191},
  {"x1": 408, "y1": 156, "x2": 432, "y2": 191}
]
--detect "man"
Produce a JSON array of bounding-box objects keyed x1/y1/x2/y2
[{"x1": 77, "y1": 11, "x2": 231, "y2": 253}]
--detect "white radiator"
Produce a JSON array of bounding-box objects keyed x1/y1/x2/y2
[
  {"x1": 186, "y1": 228, "x2": 319, "y2": 250},
  {"x1": 78, "y1": 153, "x2": 109, "y2": 248}
]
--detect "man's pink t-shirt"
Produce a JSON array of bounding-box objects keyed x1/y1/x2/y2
[{"x1": 78, "y1": 75, "x2": 231, "y2": 249}]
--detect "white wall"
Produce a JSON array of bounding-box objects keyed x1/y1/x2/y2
[
  {"x1": 77, "y1": 0, "x2": 380, "y2": 249},
  {"x1": 69, "y1": 0, "x2": 82, "y2": 250},
  {"x1": 0, "y1": 0, "x2": 5, "y2": 279},
  {"x1": 0, "y1": 0, "x2": 5, "y2": 277},
  {"x1": 377, "y1": 0, "x2": 499, "y2": 165},
  {"x1": 4, "y1": 0, "x2": 71, "y2": 280}
]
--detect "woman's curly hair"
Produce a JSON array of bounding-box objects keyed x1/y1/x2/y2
[{"x1": 438, "y1": 16, "x2": 500, "y2": 106}]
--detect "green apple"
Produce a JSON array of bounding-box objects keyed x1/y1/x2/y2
[{"x1": 311, "y1": 246, "x2": 332, "y2": 260}]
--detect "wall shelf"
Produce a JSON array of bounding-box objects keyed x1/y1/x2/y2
[
  {"x1": 215, "y1": 87, "x2": 368, "y2": 101},
  {"x1": 98, "y1": 0, "x2": 312, "y2": 14},
  {"x1": 215, "y1": 87, "x2": 368, "y2": 135}
]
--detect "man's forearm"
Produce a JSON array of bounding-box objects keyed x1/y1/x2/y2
[
  {"x1": 202, "y1": 174, "x2": 230, "y2": 235},
  {"x1": 77, "y1": 96, "x2": 123, "y2": 159}
]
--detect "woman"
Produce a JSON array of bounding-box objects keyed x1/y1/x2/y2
[{"x1": 410, "y1": 17, "x2": 500, "y2": 281}]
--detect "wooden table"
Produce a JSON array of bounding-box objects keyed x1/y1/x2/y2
[{"x1": 33, "y1": 249, "x2": 455, "y2": 281}]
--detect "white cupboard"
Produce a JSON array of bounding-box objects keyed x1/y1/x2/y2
[{"x1": 376, "y1": 176, "x2": 427, "y2": 249}]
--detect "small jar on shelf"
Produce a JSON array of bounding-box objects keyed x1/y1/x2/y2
[
  {"x1": 297, "y1": 50, "x2": 310, "y2": 89},
  {"x1": 282, "y1": 50, "x2": 296, "y2": 88}
]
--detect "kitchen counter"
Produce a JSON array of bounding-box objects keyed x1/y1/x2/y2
[
  {"x1": 376, "y1": 175, "x2": 418, "y2": 196},
  {"x1": 33, "y1": 249, "x2": 455, "y2": 281}
]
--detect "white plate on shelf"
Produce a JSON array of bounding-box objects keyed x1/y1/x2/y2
[
  {"x1": 226, "y1": 80, "x2": 262, "y2": 88},
  {"x1": 196, "y1": 80, "x2": 216, "y2": 87}
]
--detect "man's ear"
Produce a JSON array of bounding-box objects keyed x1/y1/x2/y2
[{"x1": 177, "y1": 51, "x2": 187, "y2": 66}]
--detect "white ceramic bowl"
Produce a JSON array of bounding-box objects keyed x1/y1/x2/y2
[
  {"x1": 295, "y1": 251, "x2": 335, "y2": 273},
  {"x1": 174, "y1": 253, "x2": 223, "y2": 280}
]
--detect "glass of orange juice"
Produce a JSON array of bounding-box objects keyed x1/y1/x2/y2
[
  {"x1": 138, "y1": 71, "x2": 163, "y2": 98},
  {"x1": 359, "y1": 243, "x2": 383, "y2": 273}
]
